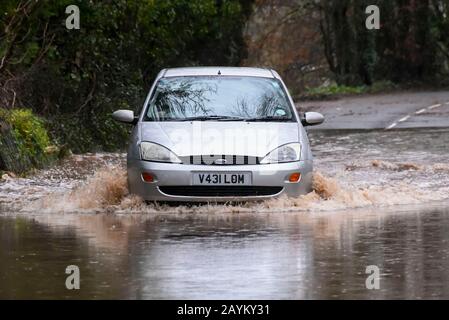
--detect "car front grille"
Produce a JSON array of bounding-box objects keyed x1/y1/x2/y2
[
  {"x1": 159, "y1": 186, "x2": 283, "y2": 197},
  {"x1": 178, "y1": 155, "x2": 262, "y2": 166}
]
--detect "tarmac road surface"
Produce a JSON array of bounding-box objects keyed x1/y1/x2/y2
[{"x1": 298, "y1": 90, "x2": 449, "y2": 130}]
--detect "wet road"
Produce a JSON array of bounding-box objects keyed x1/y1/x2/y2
[
  {"x1": 1, "y1": 205, "x2": 449, "y2": 299},
  {"x1": 1, "y1": 128, "x2": 449, "y2": 299},
  {"x1": 300, "y1": 90, "x2": 449, "y2": 130}
]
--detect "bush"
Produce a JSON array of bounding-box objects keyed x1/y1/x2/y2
[{"x1": 0, "y1": 108, "x2": 54, "y2": 172}]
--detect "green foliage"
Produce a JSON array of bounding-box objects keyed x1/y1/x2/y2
[
  {"x1": 0, "y1": 0, "x2": 252, "y2": 153},
  {"x1": 0, "y1": 108, "x2": 53, "y2": 170},
  {"x1": 7, "y1": 109, "x2": 50, "y2": 154},
  {"x1": 303, "y1": 81, "x2": 397, "y2": 100},
  {"x1": 305, "y1": 85, "x2": 365, "y2": 97}
]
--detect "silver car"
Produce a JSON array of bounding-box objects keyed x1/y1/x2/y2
[{"x1": 112, "y1": 67, "x2": 324, "y2": 202}]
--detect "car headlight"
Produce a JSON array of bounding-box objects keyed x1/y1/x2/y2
[
  {"x1": 260, "y1": 143, "x2": 301, "y2": 164},
  {"x1": 140, "y1": 142, "x2": 182, "y2": 163}
]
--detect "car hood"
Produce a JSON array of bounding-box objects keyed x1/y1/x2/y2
[{"x1": 140, "y1": 122, "x2": 300, "y2": 158}]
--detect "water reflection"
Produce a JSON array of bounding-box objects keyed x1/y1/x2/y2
[{"x1": 1, "y1": 204, "x2": 449, "y2": 299}]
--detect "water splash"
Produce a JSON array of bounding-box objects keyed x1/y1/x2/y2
[
  {"x1": 36, "y1": 166, "x2": 128, "y2": 212},
  {"x1": 22, "y1": 163, "x2": 449, "y2": 214},
  {"x1": 3, "y1": 129, "x2": 449, "y2": 215}
]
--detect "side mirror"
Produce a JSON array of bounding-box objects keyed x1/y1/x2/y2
[
  {"x1": 112, "y1": 110, "x2": 137, "y2": 124},
  {"x1": 302, "y1": 112, "x2": 324, "y2": 126}
]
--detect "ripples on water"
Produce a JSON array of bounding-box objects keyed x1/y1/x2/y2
[
  {"x1": 1, "y1": 128, "x2": 449, "y2": 299},
  {"x1": 1, "y1": 128, "x2": 449, "y2": 214}
]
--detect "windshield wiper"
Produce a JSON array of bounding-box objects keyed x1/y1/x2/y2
[
  {"x1": 175, "y1": 115, "x2": 245, "y2": 121},
  {"x1": 155, "y1": 115, "x2": 293, "y2": 122},
  {"x1": 244, "y1": 116, "x2": 293, "y2": 122}
]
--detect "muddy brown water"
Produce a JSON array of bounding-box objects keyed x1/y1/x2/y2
[{"x1": 1, "y1": 128, "x2": 449, "y2": 299}]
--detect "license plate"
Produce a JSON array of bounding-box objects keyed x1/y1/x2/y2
[{"x1": 192, "y1": 172, "x2": 252, "y2": 186}]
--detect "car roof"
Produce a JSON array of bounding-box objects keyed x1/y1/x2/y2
[{"x1": 162, "y1": 67, "x2": 277, "y2": 78}]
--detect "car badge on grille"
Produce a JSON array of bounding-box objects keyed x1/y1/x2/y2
[{"x1": 214, "y1": 158, "x2": 227, "y2": 165}]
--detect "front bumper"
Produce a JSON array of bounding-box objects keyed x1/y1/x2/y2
[{"x1": 127, "y1": 159, "x2": 313, "y2": 202}]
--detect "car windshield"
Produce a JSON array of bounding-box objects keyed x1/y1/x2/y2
[{"x1": 145, "y1": 76, "x2": 295, "y2": 122}]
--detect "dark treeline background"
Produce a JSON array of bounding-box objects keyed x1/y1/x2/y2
[
  {"x1": 0, "y1": 0, "x2": 252, "y2": 154},
  {"x1": 316, "y1": 0, "x2": 449, "y2": 86},
  {"x1": 1, "y1": 0, "x2": 449, "y2": 157}
]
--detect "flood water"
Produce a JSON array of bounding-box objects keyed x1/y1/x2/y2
[{"x1": 1, "y1": 128, "x2": 449, "y2": 299}]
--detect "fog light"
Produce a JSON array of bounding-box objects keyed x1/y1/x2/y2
[
  {"x1": 289, "y1": 172, "x2": 301, "y2": 183},
  {"x1": 141, "y1": 172, "x2": 155, "y2": 183}
]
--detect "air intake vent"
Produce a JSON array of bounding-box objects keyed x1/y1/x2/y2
[
  {"x1": 159, "y1": 186, "x2": 283, "y2": 197},
  {"x1": 179, "y1": 155, "x2": 262, "y2": 166}
]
